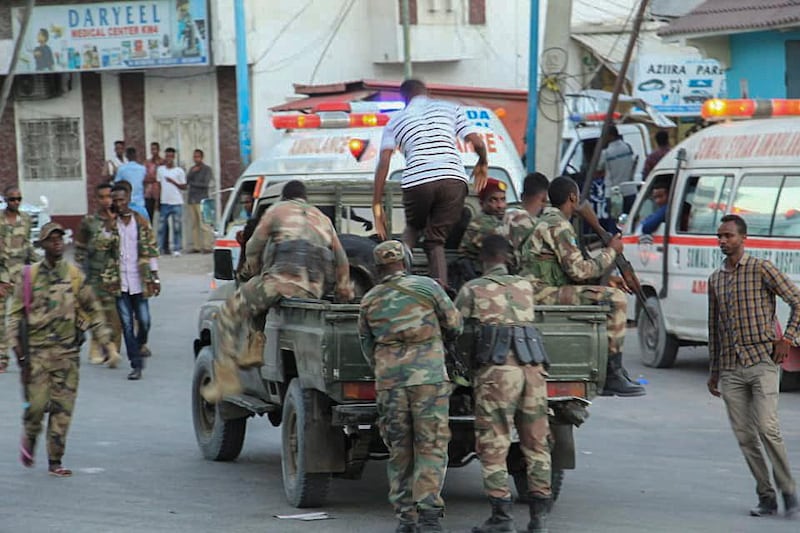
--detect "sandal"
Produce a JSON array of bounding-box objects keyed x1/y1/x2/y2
[
  {"x1": 48, "y1": 465, "x2": 73, "y2": 478},
  {"x1": 19, "y1": 436, "x2": 34, "y2": 468}
]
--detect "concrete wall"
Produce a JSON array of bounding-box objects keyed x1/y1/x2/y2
[{"x1": 727, "y1": 30, "x2": 800, "y2": 98}]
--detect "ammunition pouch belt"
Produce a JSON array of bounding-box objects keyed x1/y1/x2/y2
[
  {"x1": 529, "y1": 255, "x2": 570, "y2": 287},
  {"x1": 474, "y1": 323, "x2": 550, "y2": 368},
  {"x1": 270, "y1": 240, "x2": 335, "y2": 288}
]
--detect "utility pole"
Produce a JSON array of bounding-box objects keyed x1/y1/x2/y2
[
  {"x1": 0, "y1": 0, "x2": 35, "y2": 125},
  {"x1": 234, "y1": 0, "x2": 252, "y2": 168},
  {"x1": 580, "y1": 0, "x2": 650, "y2": 201},
  {"x1": 525, "y1": 0, "x2": 539, "y2": 173},
  {"x1": 400, "y1": 0, "x2": 412, "y2": 79}
]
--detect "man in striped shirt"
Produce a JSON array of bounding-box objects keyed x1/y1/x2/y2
[
  {"x1": 707, "y1": 214, "x2": 799, "y2": 518},
  {"x1": 372, "y1": 79, "x2": 489, "y2": 289}
]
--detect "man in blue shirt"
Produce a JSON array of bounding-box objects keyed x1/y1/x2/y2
[
  {"x1": 640, "y1": 178, "x2": 670, "y2": 234},
  {"x1": 115, "y1": 147, "x2": 150, "y2": 221}
]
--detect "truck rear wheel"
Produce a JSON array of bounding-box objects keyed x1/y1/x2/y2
[
  {"x1": 638, "y1": 296, "x2": 679, "y2": 368},
  {"x1": 281, "y1": 378, "x2": 331, "y2": 508},
  {"x1": 192, "y1": 348, "x2": 247, "y2": 461}
]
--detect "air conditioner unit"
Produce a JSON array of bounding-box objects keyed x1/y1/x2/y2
[{"x1": 13, "y1": 74, "x2": 66, "y2": 101}]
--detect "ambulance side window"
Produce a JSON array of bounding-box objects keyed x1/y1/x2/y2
[
  {"x1": 678, "y1": 175, "x2": 732, "y2": 234},
  {"x1": 731, "y1": 175, "x2": 783, "y2": 236},
  {"x1": 773, "y1": 176, "x2": 800, "y2": 237},
  {"x1": 632, "y1": 173, "x2": 673, "y2": 231}
]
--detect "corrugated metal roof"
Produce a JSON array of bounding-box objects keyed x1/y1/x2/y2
[
  {"x1": 659, "y1": 0, "x2": 800, "y2": 37},
  {"x1": 571, "y1": 30, "x2": 700, "y2": 66}
]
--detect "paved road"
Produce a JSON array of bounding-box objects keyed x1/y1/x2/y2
[{"x1": 1, "y1": 254, "x2": 798, "y2": 532}]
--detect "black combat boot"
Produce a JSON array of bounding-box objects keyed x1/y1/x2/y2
[
  {"x1": 472, "y1": 497, "x2": 515, "y2": 532},
  {"x1": 527, "y1": 496, "x2": 550, "y2": 533},
  {"x1": 601, "y1": 353, "x2": 646, "y2": 397},
  {"x1": 396, "y1": 511, "x2": 417, "y2": 533},
  {"x1": 750, "y1": 495, "x2": 778, "y2": 516},
  {"x1": 417, "y1": 508, "x2": 444, "y2": 532}
]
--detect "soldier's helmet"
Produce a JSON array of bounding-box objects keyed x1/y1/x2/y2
[{"x1": 373, "y1": 240, "x2": 413, "y2": 271}]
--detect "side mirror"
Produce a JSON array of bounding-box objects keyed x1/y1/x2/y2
[
  {"x1": 39, "y1": 195, "x2": 49, "y2": 210},
  {"x1": 201, "y1": 198, "x2": 216, "y2": 227},
  {"x1": 617, "y1": 213, "x2": 629, "y2": 231}
]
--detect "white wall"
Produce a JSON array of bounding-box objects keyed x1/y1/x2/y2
[
  {"x1": 213, "y1": 0, "x2": 531, "y2": 158},
  {"x1": 14, "y1": 75, "x2": 87, "y2": 216},
  {"x1": 101, "y1": 73, "x2": 124, "y2": 158}
]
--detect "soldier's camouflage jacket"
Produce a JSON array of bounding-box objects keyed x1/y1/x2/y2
[
  {"x1": 8, "y1": 259, "x2": 111, "y2": 351},
  {"x1": 359, "y1": 272, "x2": 462, "y2": 390},
  {"x1": 242, "y1": 199, "x2": 351, "y2": 299},
  {"x1": 502, "y1": 207, "x2": 538, "y2": 276},
  {"x1": 528, "y1": 207, "x2": 616, "y2": 286},
  {"x1": 458, "y1": 212, "x2": 504, "y2": 263},
  {"x1": 0, "y1": 210, "x2": 34, "y2": 286},
  {"x1": 454, "y1": 263, "x2": 536, "y2": 326},
  {"x1": 74, "y1": 211, "x2": 120, "y2": 300}
]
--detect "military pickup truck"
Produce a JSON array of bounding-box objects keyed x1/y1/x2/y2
[{"x1": 191, "y1": 180, "x2": 608, "y2": 508}]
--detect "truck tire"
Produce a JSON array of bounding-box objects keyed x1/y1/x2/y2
[
  {"x1": 638, "y1": 296, "x2": 679, "y2": 368},
  {"x1": 780, "y1": 369, "x2": 800, "y2": 392},
  {"x1": 192, "y1": 348, "x2": 247, "y2": 461},
  {"x1": 281, "y1": 378, "x2": 331, "y2": 508}
]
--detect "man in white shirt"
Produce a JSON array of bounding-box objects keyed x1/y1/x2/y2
[
  {"x1": 157, "y1": 147, "x2": 187, "y2": 256},
  {"x1": 105, "y1": 140, "x2": 127, "y2": 181},
  {"x1": 372, "y1": 79, "x2": 489, "y2": 289}
]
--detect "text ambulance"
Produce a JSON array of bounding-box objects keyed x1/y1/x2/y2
[
  {"x1": 622, "y1": 99, "x2": 800, "y2": 390},
  {"x1": 206, "y1": 101, "x2": 525, "y2": 281}
]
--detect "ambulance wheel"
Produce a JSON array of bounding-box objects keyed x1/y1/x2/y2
[
  {"x1": 780, "y1": 369, "x2": 800, "y2": 392},
  {"x1": 638, "y1": 296, "x2": 679, "y2": 368}
]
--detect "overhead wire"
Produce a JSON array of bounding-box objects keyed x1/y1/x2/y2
[{"x1": 309, "y1": 0, "x2": 356, "y2": 83}]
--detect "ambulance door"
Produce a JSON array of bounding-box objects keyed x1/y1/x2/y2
[
  {"x1": 663, "y1": 172, "x2": 733, "y2": 341},
  {"x1": 626, "y1": 172, "x2": 674, "y2": 298}
]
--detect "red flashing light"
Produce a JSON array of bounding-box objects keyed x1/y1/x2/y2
[
  {"x1": 348, "y1": 138, "x2": 369, "y2": 161},
  {"x1": 271, "y1": 114, "x2": 321, "y2": 129},
  {"x1": 349, "y1": 113, "x2": 390, "y2": 127},
  {"x1": 702, "y1": 98, "x2": 800, "y2": 120}
]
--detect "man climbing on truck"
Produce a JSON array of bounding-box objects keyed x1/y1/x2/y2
[{"x1": 201, "y1": 180, "x2": 354, "y2": 403}]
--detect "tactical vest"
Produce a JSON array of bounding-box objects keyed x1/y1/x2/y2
[
  {"x1": 528, "y1": 210, "x2": 570, "y2": 287},
  {"x1": 267, "y1": 239, "x2": 335, "y2": 289}
]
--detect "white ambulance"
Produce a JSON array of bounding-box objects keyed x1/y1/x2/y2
[
  {"x1": 205, "y1": 101, "x2": 525, "y2": 281},
  {"x1": 622, "y1": 99, "x2": 800, "y2": 390}
]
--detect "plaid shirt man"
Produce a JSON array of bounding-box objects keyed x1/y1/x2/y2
[{"x1": 708, "y1": 254, "x2": 800, "y2": 373}]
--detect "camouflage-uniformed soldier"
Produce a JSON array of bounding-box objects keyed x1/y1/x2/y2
[
  {"x1": 10, "y1": 223, "x2": 114, "y2": 477},
  {"x1": 455, "y1": 234, "x2": 551, "y2": 533},
  {"x1": 459, "y1": 178, "x2": 508, "y2": 265},
  {"x1": 526, "y1": 177, "x2": 645, "y2": 397},
  {"x1": 0, "y1": 186, "x2": 35, "y2": 372},
  {"x1": 202, "y1": 180, "x2": 354, "y2": 402},
  {"x1": 74, "y1": 183, "x2": 122, "y2": 366},
  {"x1": 359, "y1": 240, "x2": 462, "y2": 533},
  {"x1": 502, "y1": 172, "x2": 550, "y2": 276}
]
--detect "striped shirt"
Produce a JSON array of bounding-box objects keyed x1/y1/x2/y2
[
  {"x1": 708, "y1": 254, "x2": 800, "y2": 373},
  {"x1": 380, "y1": 95, "x2": 479, "y2": 188}
]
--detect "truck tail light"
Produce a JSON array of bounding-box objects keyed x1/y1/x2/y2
[
  {"x1": 547, "y1": 381, "x2": 586, "y2": 399},
  {"x1": 343, "y1": 382, "x2": 376, "y2": 401}
]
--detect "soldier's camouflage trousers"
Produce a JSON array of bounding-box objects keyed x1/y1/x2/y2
[
  {"x1": 474, "y1": 359, "x2": 551, "y2": 499},
  {"x1": 0, "y1": 291, "x2": 11, "y2": 365},
  {"x1": 89, "y1": 296, "x2": 122, "y2": 363},
  {"x1": 535, "y1": 284, "x2": 627, "y2": 355},
  {"x1": 23, "y1": 350, "x2": 80, "y2": 465},
  {"x1": 377, "y1": 382, "x2": 452, "y2": 516},
  {"x1": 214, "y1": 275, "x2": 315, "y2": 390}
]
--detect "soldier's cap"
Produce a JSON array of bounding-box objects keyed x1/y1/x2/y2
[
  {"x1": 373, "y1": 240, "x2": 406, "y2": 266},
  {"x1": 35, "y1": 222, "x2": 66, "y2": 246},
  {"x1": 478, "y1": 178, "x2": 507, "y2": 201}
]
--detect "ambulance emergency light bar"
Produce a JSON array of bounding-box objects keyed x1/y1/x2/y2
[
  {"x1": 701, "y1": 98, "x2": 800, "y2": 120},
  {"x1": 271, "y1": 101, "x2": 403, "y2": 129}
]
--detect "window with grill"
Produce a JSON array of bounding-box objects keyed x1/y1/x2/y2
[{"x1": 19, "y1": 118, "x2": 82, "y2": 180}]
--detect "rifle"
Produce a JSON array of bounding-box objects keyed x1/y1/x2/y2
[
  {"x1": 576, "y1": 200, "x2": 656, "y2": 325},
  {"x1": 17, "y1": 265, "x2": 33, "y2": 402}
]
